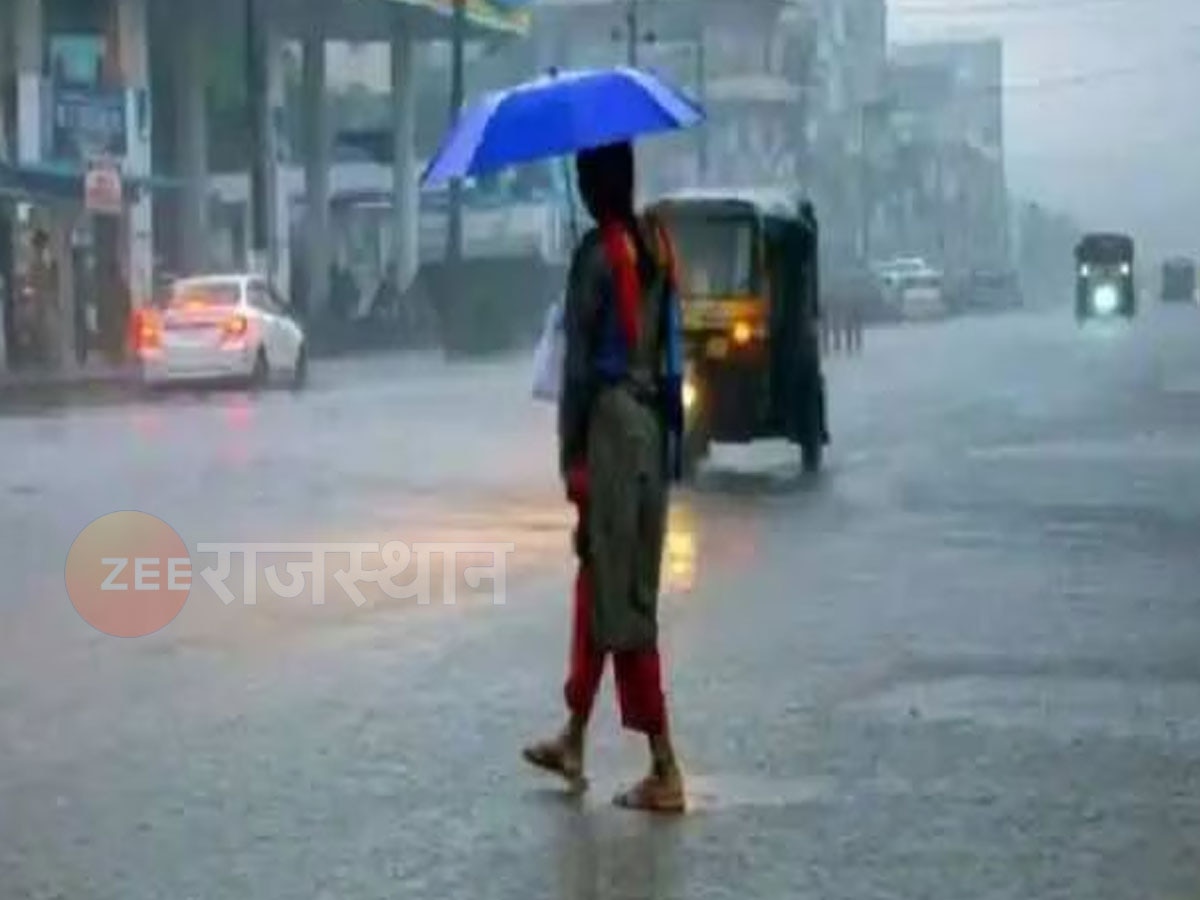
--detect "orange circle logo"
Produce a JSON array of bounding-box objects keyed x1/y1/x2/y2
[{"x1": 65, "y1": 511, "x2": 192, "y2": 638}]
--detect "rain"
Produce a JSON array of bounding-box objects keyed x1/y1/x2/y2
[{"x1": 1, "y1": 0, "x2": 1200, "y2": 897}]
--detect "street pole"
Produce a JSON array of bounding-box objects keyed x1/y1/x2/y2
[
  {"x1": 446, "y1": 0, "x2": 465, "y2": 269},
  {"x1": 860, "y1": 106, "x2": 869, "y2": 261},
  {"x1": 246, "y1": 0, "x2": 269, "y2": 275},
  {"x1": 696, "y1": 26, "x2": 708, "y2": 182},
  {"x1": 626, "y1": 0, "x2": 639, "y2": 67}
]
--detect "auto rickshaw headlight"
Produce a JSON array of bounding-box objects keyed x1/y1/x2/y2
[
  {"x1": 682, "y1": 378, "x2": 697, "y2": 412},
  {"x1": 732, "y1": 321, "x2": 753, "y2": 345},
  {"x1": 1091, "y1": 283, "x2": 1120, "y2": 316}
]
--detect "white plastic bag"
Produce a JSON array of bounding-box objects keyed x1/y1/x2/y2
[{"x1": 532, "y1": 299, "x2": 565, "y2": 403}]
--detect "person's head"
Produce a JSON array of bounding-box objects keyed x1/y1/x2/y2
[{"x1": 575, "y1": 142, "x2": 636, "y2": 224}]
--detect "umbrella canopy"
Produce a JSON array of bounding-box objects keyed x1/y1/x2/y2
[{"x1": 421, "y1": 67, "x2": 704, "y2": 188}]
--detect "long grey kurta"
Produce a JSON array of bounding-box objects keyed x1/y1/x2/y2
[{"x1": 558, "y1": 220, "x2": 670, "y2": 653}]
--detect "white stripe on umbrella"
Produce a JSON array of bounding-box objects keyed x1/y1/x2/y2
[
  {"x1": 621, "y1": 67, "x2": 705, "y2": 126},
  {"x1": 423, "y1": 89, "x2": 508, "y2": 185}
]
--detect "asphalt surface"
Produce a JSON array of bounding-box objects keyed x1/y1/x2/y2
[{"x1": 2, "y1": 306, "x2": 1200, "y2": 899}]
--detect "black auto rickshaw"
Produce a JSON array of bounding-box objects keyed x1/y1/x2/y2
[
  {"x1": 1075, "y1": 232, "x2": 1135, "y2": 321},
  {"x1": 1160, "y1": 257, "x2": 1196, "y2": 304},
  {"x1": 649, "y1": 189, "x2": 828, "y2": 476}
]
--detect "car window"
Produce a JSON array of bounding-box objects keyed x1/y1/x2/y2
[{"x1": 169, "y1": 282, "x2": 240, "y2": 309}]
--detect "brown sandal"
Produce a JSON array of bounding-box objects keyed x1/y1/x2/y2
[
  {"x1": 522, "y1": 739, "x2": 587, "y2": 790},
  {"x1": 613, "y1": 771, "x2": 686, "y2": 813}
]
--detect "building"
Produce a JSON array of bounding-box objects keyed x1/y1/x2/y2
[
  {"x1": 0, "y1": 0, "x2": 154, "y2": 371},
  {"x1": 803, "y1": 0, "x2": 888, "y2": 267},
  {"x1": 0, "y1": 0, "x2": 532, "y2": 373},
  {"x1": 878, "y1": 39, "x2": 1009, "y2": 280},
  {"x1": 527, "y1": 0, "x2": 812, "y2": 197}
]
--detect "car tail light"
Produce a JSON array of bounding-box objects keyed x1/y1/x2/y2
[
  {"x1": 133, "y1": 309, "x2": 162, "y2": 353},
  {"x1": 222, "y1": 314, "x2": 249, "y2": 340}
]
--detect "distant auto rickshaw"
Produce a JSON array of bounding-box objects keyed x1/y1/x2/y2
[
  {"x1": 649, "y1": 189, "x2": 829, "y2": 476},
  {"x1": 1160, "y1": 257, "x2": 1196, "y2": 304},
  {"x1": 1075, "y1": 232, "x2": 1135, "y2": 322}
]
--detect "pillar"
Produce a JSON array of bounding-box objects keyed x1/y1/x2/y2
[
  {"x1": 390, "y1": 28, "x2": 418, "y2": 293},
  {"x1": 0, "y1": 2, "x2": 12, "y2": 163},
  {"x1": 301, "y1": 27, "x2": 330, "y2": 318},
  {"x1": 0, "y1": 1, "x2": 16, "y2": 369},
  {"x1": 267, "y1": 34, "x2": 290, "y2": 298},
  {"x1": 15, "y1": 0, "x2": 42, "y2": 166},
  {"x1": 113, "y1": 0, "x2": 153, "y2": 310},
  {"x1": 51, "y1": 207, "x2": 78, "y2": 368},
  {"x1": 174, "y1": 0, "x2": 208, "y2": 275}
]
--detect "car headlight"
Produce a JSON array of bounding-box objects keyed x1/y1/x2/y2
[{"x1": 1091, "y1": 283, "x2": 1120, "y2": 316}]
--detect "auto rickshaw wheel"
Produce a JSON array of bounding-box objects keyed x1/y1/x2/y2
[
  {"x1": 801, "y1": 438, "x2": 823, "y2": 474},
  {"x1": 799, "y1": 377, "x2": 827, "y2": 474},
  {"x1": 680, "y1": 426, "x2": 710, "y2": 482}
]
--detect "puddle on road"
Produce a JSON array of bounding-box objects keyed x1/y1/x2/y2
[
  {"x1": 682, "y1": 774, "x2": 835, "y2": 812},
  {"x1": 846, "y1": 676, "x2": 1200, "y2": 744},
  {"x1": 533, "y1": 774, "x2": 839, "y2": 814}
]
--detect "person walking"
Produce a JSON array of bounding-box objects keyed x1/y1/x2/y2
[{"x1": 523, "y1": 142, "x2": 687, "y2": 813}]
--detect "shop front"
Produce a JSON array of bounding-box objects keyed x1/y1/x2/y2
[
  {"x1": 0, "y1": 3, "x2": 160, "y2": 374},
  {"x1": 0, "y1": 167, "x2": 75, "y2": 372},
  {"x1": 0, "y1": 157, "x2": 170, "y2": 373}
]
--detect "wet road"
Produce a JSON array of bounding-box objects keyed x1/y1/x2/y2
[{"x1": 2, "y1": 307, "x2": 1200, "y2": 899}]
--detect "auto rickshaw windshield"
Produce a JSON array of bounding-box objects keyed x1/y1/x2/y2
[
  {"x1": 663, "y1": 214, "x2": 759, "y2": 298},
  {"x1": 1076, "y1": 234, "x2": 1133, "y2": 266}
]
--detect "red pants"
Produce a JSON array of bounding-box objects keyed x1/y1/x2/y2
[{"x1": 564, "y1": 563, "x2": 667, "y2": 735}]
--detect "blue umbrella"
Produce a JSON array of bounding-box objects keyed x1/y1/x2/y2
[{"x1": 421, "y1": 67, "x2": 704, "y2": 188}]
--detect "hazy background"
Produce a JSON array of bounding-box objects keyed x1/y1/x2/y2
[{"x1": 889, "y1": 0, "x2": 1200, "y2": 255}]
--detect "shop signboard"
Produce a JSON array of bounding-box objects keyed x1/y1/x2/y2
[
  {"x1": 84, "y1": 157, "x2": 123, "y2": 216},
  {"x1": 51, "y1": 87, "x2": 127, "y2": 163}
]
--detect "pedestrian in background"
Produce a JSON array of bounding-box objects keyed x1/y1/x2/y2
[{"x1": 523, "y1": 141, "x2": 687, "y2": 813}]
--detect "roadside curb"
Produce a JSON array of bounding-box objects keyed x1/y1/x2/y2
[{"x1": 0, "y1": 369, "x2": 143, "y2": 411}]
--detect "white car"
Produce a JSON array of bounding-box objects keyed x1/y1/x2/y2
[
  {"x1": 137, "y1": 274, "x2": 308, "y2": 388},
  {"x1": 874, "y1": 258, "x2": 947, "y2": 320}
]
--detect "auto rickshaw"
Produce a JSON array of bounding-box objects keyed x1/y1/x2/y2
[
  {"x1": 1075, "y1": 232, "x2": 1135, "y2": 321},
  {"x1": 649, "y1": 189, "x2": 828, "y2": 476},
  {"x1": 1160, "y1": 256, "x2": 1196, "y2": 304}
]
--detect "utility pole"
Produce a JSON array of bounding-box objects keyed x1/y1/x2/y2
[
  {"x1": 245, "y1": 0, "x2": 269, "y2": 275},
  {"x1": 859, "y1": 105, "x2": 869, "y2": 261},
  {"x1": 626, "y1": 0, "x2": 639, "y2": 66},
  {"x1": 445, "y1": 0, "x2": 466, "y2": 269}
]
